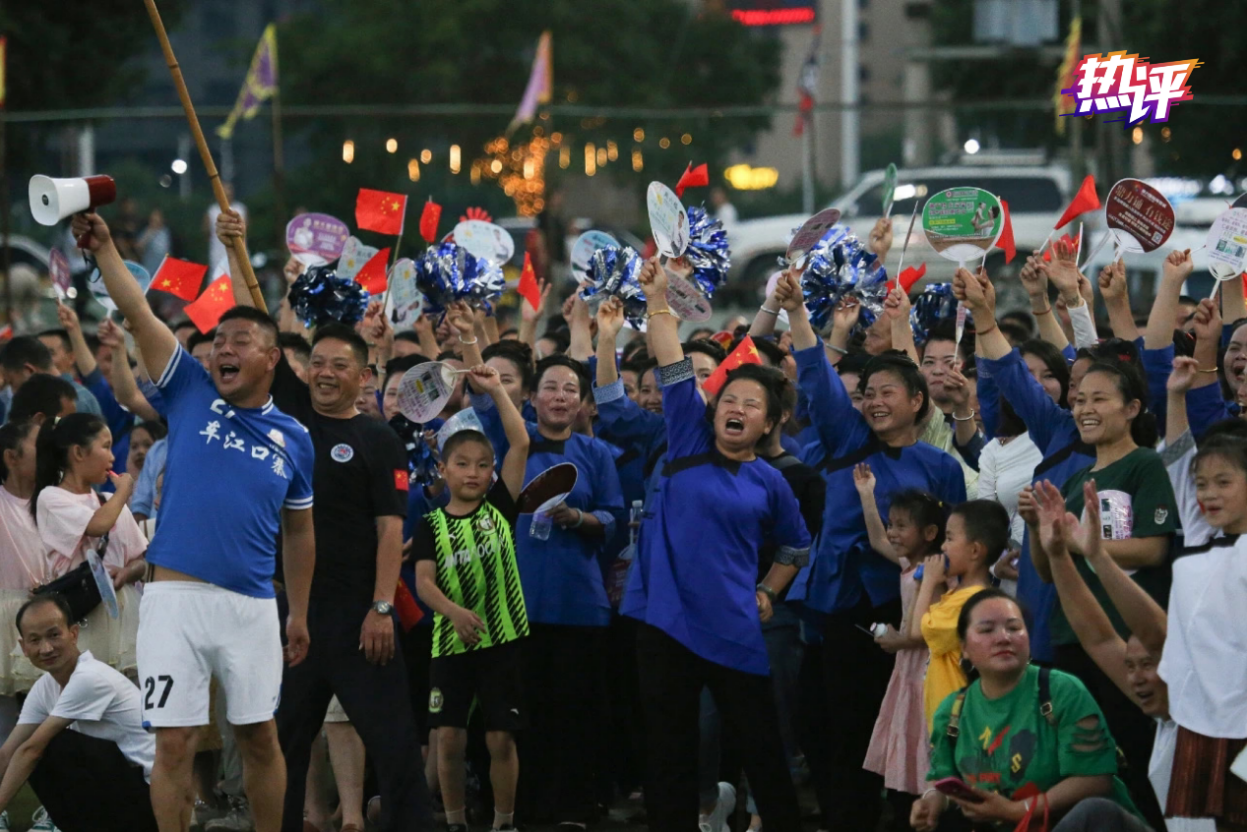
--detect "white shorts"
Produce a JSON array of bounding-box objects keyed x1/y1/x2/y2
[{"x1": 137, "y1": 582, "x2": 283, "y2": 728}]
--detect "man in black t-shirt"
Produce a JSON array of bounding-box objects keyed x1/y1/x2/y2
[{"x1": 267, "y1": 323, "x2": 433, "y2": 832}]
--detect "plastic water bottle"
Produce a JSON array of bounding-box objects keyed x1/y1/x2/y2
[{"x1": 530, "y1": 511, "x2": 553, "y2": 541}]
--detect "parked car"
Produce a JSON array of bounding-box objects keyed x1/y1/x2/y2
[
  {"x1": 725, "y1": 163, "x2": 1074, "y2": 302},
  {"x1": 0, "y1": 234, "x2": 61, "y2": 333}
]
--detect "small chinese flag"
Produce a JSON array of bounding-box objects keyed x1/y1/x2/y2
[
  {"x1": 356, "y1": 188, "x2": 407, "y2": 236},
  {"x1": 395, "y1": 579, "x2": 424, "y2": 632},
  {"x1": 393, "y1": 468, "x2": 410, "y2": 492},
  {"x1": 1042, "y1": 232, "x2": 1082, "y2": 262},
  {"x1": 675, "y1": 162, "x2": 710, "y2": 198},
  {"x1": 184, "y1": 276, "x2": 236, "y2": 333},
  {"x1": 517, "y1": 252, "x2": 541, "y2": 309},
  {"x1": 702, "y1": 335, "x2": 764, "y2": 397},
  {"x1": 1054, "y1": 174, "x2": 1100, "y2": 229},
  {"x1": 709, "y1": 330, "x2": 735, "y2": 350},
  {"x1": 999, "y1": 199, "x2": 1017, "y2": 264},
  {"x1": 419, "y1": 198, "x2": 442, "y2": 244},
  {"x1": 152, "y1": 256, "x2": 208, "y2": 301},
  {"x1": 355, "y1": 247, "x2": 392, "y2": 295},
  {"x1": 887, "y1": 263, "x2": 927, "y2": 294}
]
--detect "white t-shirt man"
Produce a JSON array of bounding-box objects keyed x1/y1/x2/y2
[{"x1": 18, "y1": 651, "x2": 155, "y2": 781}]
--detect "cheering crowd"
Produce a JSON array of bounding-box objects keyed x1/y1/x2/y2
[{"x1": 0, "y1": 190, "x2": 1240, "y2": 832}]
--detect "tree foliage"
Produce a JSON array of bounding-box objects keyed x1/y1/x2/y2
[{"x1": 276, "y1": 0, "x2": 781, "y2": 231}]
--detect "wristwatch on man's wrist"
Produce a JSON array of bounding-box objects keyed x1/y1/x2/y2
[{"x1": 372, "y1": 600, "x2": 394, "y2": 616}]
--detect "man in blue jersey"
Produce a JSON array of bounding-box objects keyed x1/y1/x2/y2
[{"x1": 72, "y1": 213, "x2": 316, "y2": 832}]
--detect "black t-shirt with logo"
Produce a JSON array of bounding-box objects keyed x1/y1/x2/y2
[{"x1": 271, "y1": 358, "x2": 408, "y2": 605}]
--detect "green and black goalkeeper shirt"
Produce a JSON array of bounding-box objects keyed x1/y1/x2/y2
[{"x1": 413, "y1": 480, "x2": 529, "y2": 657}]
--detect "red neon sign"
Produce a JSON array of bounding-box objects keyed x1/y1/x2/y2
[{"x1": 731, "y1": 7, "x2": 817, "y2": 25}]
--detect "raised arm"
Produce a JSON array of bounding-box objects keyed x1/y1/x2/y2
[
  {"x1": 57, "y1": 304, "x2": 98, "y2": 378},
  {"x1": 217, "y1": 208, "x2": 255, "y2": 310},
  {"x1": 595, "y1": 298, "x2": 624, "y2": 388},
  {"x1": 1146, "y1": 249, "x2": 1193, "y2": 348},
  {"x1": 470, "y1": 365, "x2": 530, "y2": 498},
  {"x1": 98, "y1": 320, "x2": 160, "y2": 423},
  {"x1": 1033, "y1": 480, "x2": 1131, "y2": 694},
  {"x1": 517, "y1": 279, "x2": 552, "y2": 349},
  {"x1": 412, "y1": 313, "x2": 441, "y2": 360},
  {"x1": 1076, "y1": 481, "x2": 1168, "y2": 655},
  {"x1": 71, "y1": 214, "x2": 177, "y2": 380},
  {"x1": 1044, "y1": 241, "x2": 1095, "y2": 344},
  {"x1": 1166, "y1": 357, "x2": 1198, "y2": 445},
  {"x1": 637, "y1": 257, "x2": 682, "y2": 368},
  {"x1": 84, "y1": 473, "x2": 136, "y2": 536},
  {"x1": 564, "y1": 292, "x2": 594, "y2": 361},
  {"x1": 749, "y1": 281, "x2": 784, "y2": 339},
  {"x1": 1097, "y1": 260, "x2": 1138, "y2": 343},
  {"x1": 885, "y1": 286, "x2": 918, "y2": 364},
  {"x1": 446, "y1": 302, "x2": 484, "y2": 384},
  {"x1": 853, "y1": 463, "x2": 900, "y2": 565},
  {"x1": 1018, "y1": 255, "x2": 1069, "y2": 352},
  {"x1": 776, "y1": 270, "x2": 870, "y2": 457}
]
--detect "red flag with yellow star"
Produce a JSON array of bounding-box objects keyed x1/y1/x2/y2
[
  {"x1": 702, "y1": 335, "x2": 763, "y2": 397},
  {"x1": 355, "y1": 247, "x2": 392, "y2": 295},
  {"x1": 184, "y1": 276, "x2": 236, "y2": 333},
  {"x1": 517, "y1": 252, "x2": 541, "y2": 309},
  {"x1": 152, "y1": 255, "x2": 208, "y2": 301},
  {"x1": 356, "y1": 188, "x2": 408, "y2": 236}
]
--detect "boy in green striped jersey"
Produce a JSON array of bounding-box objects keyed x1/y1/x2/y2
[{"x1": 414, "y1": 364, "x2": 530, "y2": 832}]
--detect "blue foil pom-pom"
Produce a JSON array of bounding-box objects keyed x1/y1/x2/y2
[
  {"x1": 414, "y1": 242, "x2": 504, "y2": 316},
  {"x1": 798, "y1": 226, "x2": 887, "y2": 331},
  {"x1": 288, "y1": 265, "x2": 371, "y2": 327},
  {"x1": 579, "y1": 246, "x2": 648, "y2": 330},
  {"x1": 910, "y1": 283, "x2": 968, "y2": 346},
  {"x1": 684, "y1": 206, "x2": 731, "y2": 299},
  {"x1": 389, "y1": 414, "x2": 440, "y2": 485}
]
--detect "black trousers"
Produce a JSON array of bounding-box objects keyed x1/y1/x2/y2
[
  {"x1": 518, "y1": 623, "x2": 604, "y2": 823},
  {"x1": 1054, "y1": 643, "x2": 1164, "y2": 832},
  {"x1": 277, "y1": 598, "x2": 433, "y2": 832},
  {"x1": 816, "y1": 596, "x2": 901, "y2": 832},
  {"x1": 402, "y1": 623, "x2": 434, "y2": 741},
  {"x1": 636, "y1": 623, "x2": 800, "y2": 832},
  {"x1": 30, "y1": 730, "x2": 158, "y2": 832}
]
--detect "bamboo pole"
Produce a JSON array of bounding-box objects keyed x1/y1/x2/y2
[{"x1": 142, "y1": 0, "x2": 268, "y2": 311}]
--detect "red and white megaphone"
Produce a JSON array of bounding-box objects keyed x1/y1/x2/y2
[{"x1": 28, "y1": 175, "x2": 117, "y2": 248}]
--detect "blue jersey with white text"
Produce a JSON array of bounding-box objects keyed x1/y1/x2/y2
[{"x1": 145, "y1": 347, "x2": 315, "y2": 598}]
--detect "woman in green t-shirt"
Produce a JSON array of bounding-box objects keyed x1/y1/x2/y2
[{"x1": 911, "y1": 589, "x2": 1139, "y2": 831}]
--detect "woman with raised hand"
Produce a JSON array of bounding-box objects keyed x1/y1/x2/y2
[
  {"x1": 624, "y1": 257, "x2": 810, "y2": 832},
  {"x1": 775, "y1": 268, "x2": 966, "y2": 832}
]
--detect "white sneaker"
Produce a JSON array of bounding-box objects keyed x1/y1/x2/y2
[
  {"x1": 205, "y1": 798, "x2": 254, "y2": 832},
  {"x1": 30, "y1": 807, "x2": 60, "y2": 832},
  {"x1": 0, "y1": 810, "x2": 9, "y2": 832},
  {"x1": 697, "y1": 782, "x2": 736, "y2": 832}
]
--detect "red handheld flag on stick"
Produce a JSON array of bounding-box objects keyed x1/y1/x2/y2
[
  {"x1": 675, "y1": 163, "x2": 710, "y2": 198},
  {"x1": 1054, "y1": 174, "x2": 1100, "y2": 229},
  {"x1": 355, "y1": 247, "x2": 392, "y2": 295},
  {"x1": 999, "y1": 199, "x2": 1017, "y2": 264},
  {"x1": 152, "y1": 256, "x2": 208, "y2": 301},
  {"x1": 887, "y1": 263, "x2": 927, "y2": 294},
  {"x1": 419, "y1": 198, "x2": 442, "y2": 244},
  {"x1": 517, "y1": 252, "x2": 541, "y2": 309},
  {"x1": 702, "y1": 335, "x2": 764, "y2": 397},
  {"x1": 1043, "y1": 232, "x2": 1082, "y2": 262},
  {"x1": 356, "y1": 188, "x2": 407, "y2": 236},
  {"x1": 184, "y1": 276, "x2": 236, "y2": 333}
]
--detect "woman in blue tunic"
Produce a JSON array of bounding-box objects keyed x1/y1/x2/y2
[{"x1": 623, "y1": 259, "x2": 812, "y2": 832}]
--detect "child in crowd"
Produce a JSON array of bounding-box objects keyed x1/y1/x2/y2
[
  {"x1": 854, "y1": 465, "x2": 949, "y2": 828},
  {"x1": 414, "y1": 365, "x2": 531, "y2": 832},
  {"x1": 1159, "y1": 432, "x2": 1247, "y2": 827},
  {"x1": 910, "y1": 498, "x2": 1009, "y2": 729},
  {"x1": 31, "y1": 413, "x2": 148, "y2": 676}
]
